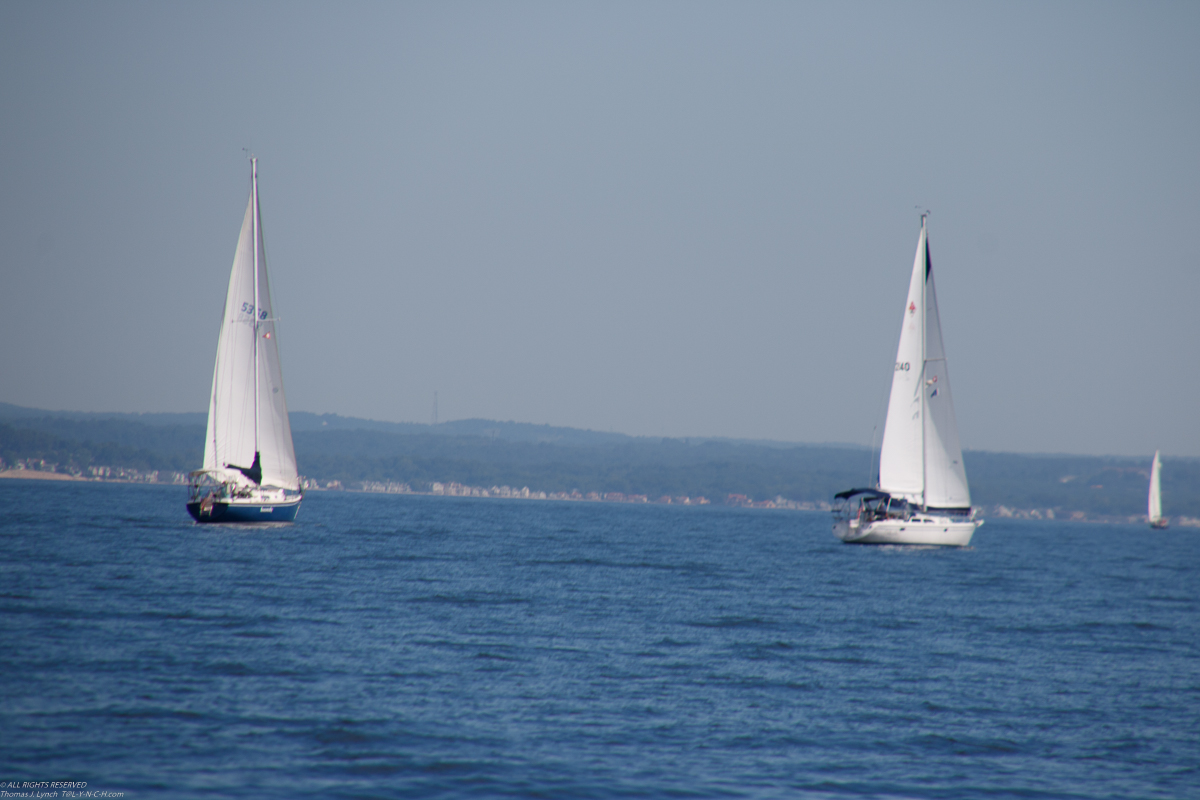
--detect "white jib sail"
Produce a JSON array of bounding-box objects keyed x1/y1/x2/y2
[
  {"x1": 877, "y1": 226, "x2": 927, "y2": 503},
  {"x1": 877, "y1": 220, "x2": 971, "y2": 509},
  {"x1": 1148, "y1": 450, "x2": 1162, "y2": 522},
  {"x1": 202, "y1": 172, "x2": 299, "y2": 491}
]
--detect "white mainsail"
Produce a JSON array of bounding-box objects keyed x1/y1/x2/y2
[
  {"x1": 1148, "y1": 450, "x2": 1163, "y2": 523},
  {"x1": 201, "y1": 163, "x2": 299, "y2": 491},
  {"x1": 876, "y1": 219, "x2": 971, "y2": 509}
]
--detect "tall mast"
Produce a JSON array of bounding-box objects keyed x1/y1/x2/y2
[
  {"x1": 920, "y1": 214, "x2": 927, "y2": 511},
  {"x1": 252, "y1": 158, "x2": 260, "y2": 455}
]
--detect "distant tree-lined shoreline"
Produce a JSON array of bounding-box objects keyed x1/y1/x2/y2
[{"x1": 1, "y1": 405, "x2": 1196, "y2": 519}]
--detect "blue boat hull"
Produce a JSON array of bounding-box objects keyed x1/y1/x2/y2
[{"x1": 187, "y1": 498, "x2": 301, "y2": 523}]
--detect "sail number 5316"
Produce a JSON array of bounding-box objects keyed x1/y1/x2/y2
[
  {"x1": 241, "y1": 302, "x2": 267, "y2": 320},
  {"x1": 895, "y1": 362, "x2": 910, "y2": 371}
]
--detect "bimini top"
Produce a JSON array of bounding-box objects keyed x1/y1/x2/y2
[{"x1": 833, "y1": 488, "x2": 892, "y2": 501}]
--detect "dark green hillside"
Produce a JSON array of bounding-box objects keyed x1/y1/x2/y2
[
  {"x1": 0, "y1": 423, "x2": 199, "y2": 474},
  {"x1": 7, "y1": 417, "x2": 205, "y2": 456}
]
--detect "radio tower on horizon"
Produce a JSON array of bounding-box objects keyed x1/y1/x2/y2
[{"x1": 431, "y1": 391, "x2": 438, "y2": 427}]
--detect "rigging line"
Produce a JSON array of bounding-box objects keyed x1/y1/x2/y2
[
  {"x1": 920, "y1": 217, "x2": 928, "y2": 511},
  {"x1": 252, "y1": 157, "x2": 260, "y2": 460}
]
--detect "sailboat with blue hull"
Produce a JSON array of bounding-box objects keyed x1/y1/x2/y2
[{"x1": 188, "y1": 160, "x2": 302, "y2": 523}]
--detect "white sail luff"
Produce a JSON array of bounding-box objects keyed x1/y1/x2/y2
[
  {"x1": 877, "y1": 224, "x2": 929, "y2": 503},
  {"x1": 202, "y1": 194, "x2": 258, "y2": 479},
  {"x1": 1148, "y1": 450, "x2": 1162, "y2": 522}
]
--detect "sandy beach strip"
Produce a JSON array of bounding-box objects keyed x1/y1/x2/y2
[{"x1": 0, "y1": 469, "x2": 85, "y2": 481}]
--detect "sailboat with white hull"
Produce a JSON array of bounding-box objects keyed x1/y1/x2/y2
[
  {"x1": 1148, "y1": 450, "x2": 1167, "y2": 529},
  {"x1": 834, "y1": 216, "x2": 981, "y2": 546},
  {"x1": 187, "y1": 160, "x2": 302, "y2": 523}
]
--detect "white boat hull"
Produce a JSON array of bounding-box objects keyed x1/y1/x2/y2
[{"x1": 834, "y1": 516, "x2": 980, "y2": 546}]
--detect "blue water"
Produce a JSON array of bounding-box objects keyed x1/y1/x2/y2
[{"x1": 1, "y1": 481, "x2": 1196, "y2": 799}]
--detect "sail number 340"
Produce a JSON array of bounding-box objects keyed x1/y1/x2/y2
[{"x1": 895, "y1": 362, "x2": 911, "y2": 371}]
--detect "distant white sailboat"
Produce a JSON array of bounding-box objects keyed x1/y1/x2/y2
[
  {"x1": 187, "y1": 159, "x2": 302, "y2": 522},
  {"x1": 834, "y1": 215, "x2": 981, "y2": 546},
  {"x1": 1148, "y1": 450, "x2": 1167, "y2": 529}
]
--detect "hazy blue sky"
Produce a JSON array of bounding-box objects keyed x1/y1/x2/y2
[{"x1": 1, "y1": 2, "x2": 1197, "y2": 457}]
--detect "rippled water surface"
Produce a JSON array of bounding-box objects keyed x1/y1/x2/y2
[{"x1": 1, "y1": 480, "x2": 1197, "y2": 798}]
